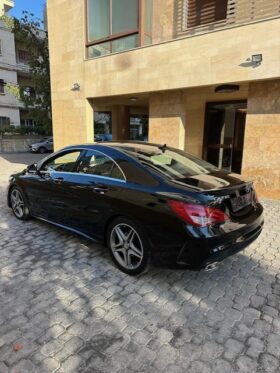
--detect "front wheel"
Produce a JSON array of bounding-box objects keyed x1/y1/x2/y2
[
  {"x1": 107, "y1": 217, "x2": 150, "y2": 275},
  {"x1": 38, "y1": 147, "x2": 46, "y2": 154},
  {"x1": 10, "y1": 187, "x2": 30, "y2": 220}
]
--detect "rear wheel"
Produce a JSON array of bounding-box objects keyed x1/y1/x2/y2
[
  {"x1": 107, "y1": 217, "x2": 150, "y2": 275},
  {"x1": 10, "y1": 187, "x2": 30, "y2": 220}
]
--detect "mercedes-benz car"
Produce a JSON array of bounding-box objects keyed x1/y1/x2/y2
[
  {"x1": 29, "y1": 137, "x2": 53, "y2": 153},
  {"x1": 7, "y1": 142, "x2": 264, "y2": 275}
]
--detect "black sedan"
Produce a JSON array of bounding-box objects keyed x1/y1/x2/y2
[{"x1": 7, "y1": 142, "x2": 264, "y2": 275}]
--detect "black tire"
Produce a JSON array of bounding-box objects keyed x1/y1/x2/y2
[
  {"x1": 9, "y1": 186, "x2": 30, "y2": 220},
  {"x1": 38, "y1": 147, "x2": 46, "y2": 154},
  {"x1": 106, "y1": 217, "x2": 150, "y2": 275}
]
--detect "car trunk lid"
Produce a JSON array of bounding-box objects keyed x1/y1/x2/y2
[{"x1": 170, "y1": 170, "x2": 257, "y2": 218}]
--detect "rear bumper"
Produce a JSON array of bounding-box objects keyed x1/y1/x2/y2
[{"x1": 176, "y1": 214, "x2": 264, "y2": 269}]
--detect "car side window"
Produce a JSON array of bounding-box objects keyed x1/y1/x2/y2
[
  {"x1": 77, "y1": 150, "x2": 125, "y2": 181},
  {"x1": 41, "y1": 151, "x2": 81, "y2": 173}
]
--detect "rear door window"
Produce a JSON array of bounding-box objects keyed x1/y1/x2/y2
[{"x1": 77, "y1": 150, "x2": 125, "y2": 181}]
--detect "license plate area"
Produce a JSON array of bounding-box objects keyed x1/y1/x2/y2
[{"x1": 231, "y1": 191, "x2": 252, "y2": 212}]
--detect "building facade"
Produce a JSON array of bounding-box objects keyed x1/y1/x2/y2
[
  {"x1": 0, "y1": 0, "x2": 13, "y2": 16},
  {"x1": 47, "y1": 0, "x2": 280, "y2": 199},
  {"x1": 0, "y1": 0, "x2": 37, "y2": 130}
]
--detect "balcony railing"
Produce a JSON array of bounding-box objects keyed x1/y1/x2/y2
[{"x1": 175, "y1": 0, "x2": 280, "y2": 37}]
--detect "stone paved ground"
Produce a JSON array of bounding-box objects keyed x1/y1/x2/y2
[{"x1": 0, "y1": 153, "x2": 279, "y2": 373}]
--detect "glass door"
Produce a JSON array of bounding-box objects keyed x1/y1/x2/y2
[
  {"x1": 129, "y1": 115, "x2": 148, "y2": 141},
  {"x1": 94, "y1": 111, "x2": 112, "y2": 141},
  {"x1": 203, "y1": 101, "x2": 247, "y2": 173}
]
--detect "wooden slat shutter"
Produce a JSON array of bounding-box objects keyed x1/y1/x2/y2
[{"x1": 187, "y1": 0, "x2": 229, "y2": 28}]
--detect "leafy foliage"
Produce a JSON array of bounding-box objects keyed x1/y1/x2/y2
[
  {"x1": 0, "y1": 124, "x2": 46, "y2": 136},
  {"x1": 3, "y1": 12, "x2": 52, "y2": 135}
]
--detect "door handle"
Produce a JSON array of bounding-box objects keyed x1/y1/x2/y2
[
  {"x1": 52, "y1": 177, "x2": 64, "y2": 184},
  {"x1": 92, "y1": 184, "x2": 108, "y2": 194}
]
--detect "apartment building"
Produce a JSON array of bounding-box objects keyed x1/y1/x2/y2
[
  {"x1": 0, "y1": 0, "x2": 13, "y2": 16},
  {"x1": 47, "y1": 0, "x2": 280, "y2": 198},
  {"x1": 0, "y1": 0, "x2": 36, "y2": 130}
]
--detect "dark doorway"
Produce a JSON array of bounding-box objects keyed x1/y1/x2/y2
[
  {"x1": 129, "y1": 115, "x2": 148, "y2": 142},
  {"x1": 203, "y1": 101, "x2": 247, "y2": 174},
  {"x1": 94, "y1": 111, "x2": 112, "y2": 141}
]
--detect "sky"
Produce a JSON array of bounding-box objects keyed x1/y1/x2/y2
[{"x1": 10, "y1": 0, "x2": 46, "y2": 20}]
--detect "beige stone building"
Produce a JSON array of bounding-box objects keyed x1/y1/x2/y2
[{"x1": 47, "y1": 0, "x2": 280, "y2": 199}]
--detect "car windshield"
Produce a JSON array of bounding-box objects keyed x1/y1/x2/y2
[{"x1": 112, "y1": 144, "x2": 218, "y2": 180}]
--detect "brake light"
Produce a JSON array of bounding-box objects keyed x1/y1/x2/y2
[{"x1": 168, "y1": 201, "x2": 229, "y2": 227}]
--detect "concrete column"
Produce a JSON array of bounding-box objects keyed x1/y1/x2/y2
[
  {"x1": 85, "y1": 99, "x2": 94, "y2": 142},
  {"x1": 149, "y1": 90, "x2": 186, "y2": 149},
  {"x1": 242, "y1": 79, "x2": 280, "y2": 199},
  {"x1": 112, "y1": 106, "x2": 130, "y2": 141}
]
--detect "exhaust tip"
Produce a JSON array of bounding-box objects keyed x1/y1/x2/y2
[{"x1": 204, "y1": 261, "x2": 219, "y2": 272}]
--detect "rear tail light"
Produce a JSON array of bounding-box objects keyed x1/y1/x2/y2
[{"x1": 168, "y1": 200, "x2": 229, "y2": 227}]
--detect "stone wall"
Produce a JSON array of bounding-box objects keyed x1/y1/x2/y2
[
  {"x1": 242, "y1": 80, "x2": 280, "y2": 199},
  {"x1": 152, "y1": 0, "x2": 176, "y2": 43},
  {"x1": 149, "y1": 90, "x2": 186, "y2": 149},
  {"x1": 0, "y1": 137, "x2": 42, "y2": 153}
]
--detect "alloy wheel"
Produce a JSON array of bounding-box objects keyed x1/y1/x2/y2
[
  {"x1": 110, "y1": 223, "x2": 144, "y2": 270},
  {"x1": 11, "y1": 189, "x2": 25, "y2": 218}
]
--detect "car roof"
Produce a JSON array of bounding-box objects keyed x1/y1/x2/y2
[
  {"x1": 40, "y1": 142, "x2": 160, "y2": 166},
  {"x1": 37, "y1": 142, "x2": 166, "y2": 181},
  {"x1": 62, "y1": 141, "x2": 169, "y2": 153}
]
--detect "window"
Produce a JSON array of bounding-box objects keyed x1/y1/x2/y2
[
  {"x1": 78, "y1": 150, "x2": 125, "y2": 180},
  {"x1": 0, "y1": 40, "x2": 3, "y2": 56},
  {"x1": 41, "y1": 151, "x2": 81, "y2": 173},
  {"x1": 0, "y1": 117, "x2": 10, "y2": 127},
  {"x1": 17, "y1": 50, "x2": 30, "y2": 65},
  {"x1": 86, "y1": 0, "x2": 153, "y2": 58},
  {"x1": 115, "y1": 144, "x2": 217, "y2": 180},
  {"x1": 0, "y1": 79, "x2": 5, "y2": 94},
  {"x1": 129, "y1": 115, "x2": 148, "y2": 141},
  {"x1": 20, "y1": 119, "x2": 37, "y2": 127},
  {"x1": 187, "y1": 0, "x2": 228, "y2": 28},
  {"x1": 94, "y1": 112, "x2": 112, "y2": 140}
]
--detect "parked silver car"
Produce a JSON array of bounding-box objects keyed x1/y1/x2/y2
[{"x1": 29, "y1": 137, "x2": 53, "y2": 153}]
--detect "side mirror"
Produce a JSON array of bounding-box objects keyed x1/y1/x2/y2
[{"x1": 27, "y1": 163, "x2": 38, "y2": 174}]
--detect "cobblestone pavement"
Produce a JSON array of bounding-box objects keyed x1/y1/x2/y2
[{"x1": 0, "y1": 153, "x2": 280, "y2": 373}]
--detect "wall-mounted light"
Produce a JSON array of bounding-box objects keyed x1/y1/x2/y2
[
  {"x1": 251, "y1": 54, "x2": 262, "y2": 66},
  {"x1": 71, "y1": 83, "x2": 80, "y2": 91},
  {"x1": 215, "y1": 84, "x2": 240, "y2": 93},
  {"x1": 130, "y1": 97, "x2": 138, "y2": 102}
]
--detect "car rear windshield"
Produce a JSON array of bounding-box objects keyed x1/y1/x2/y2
[{"x1": 114, "y1": 144, "x2": 217, "y2": 180}]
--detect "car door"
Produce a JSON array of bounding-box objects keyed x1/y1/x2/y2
[
  {"x1": 65, "y1": 149, "x2": 127, "y2": 240},
  {"x1": 26, "y1": 150, "x2": 83, "y2": 224}
]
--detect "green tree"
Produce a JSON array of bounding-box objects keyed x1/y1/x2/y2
[{"x1": 4, "y1": 11, "x2": 52, "y2": 135}]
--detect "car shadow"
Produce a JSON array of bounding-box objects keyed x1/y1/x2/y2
[{"x1": 0, "y1": 153, "x2": 45, "y2": 165}]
